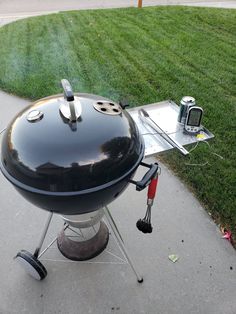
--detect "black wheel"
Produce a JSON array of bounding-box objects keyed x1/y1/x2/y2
[{"x1": 15, "y1": 250, "x2": 47, "y2": 280}]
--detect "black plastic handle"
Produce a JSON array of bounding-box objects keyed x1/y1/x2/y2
[
  {"x1": 61, "y1": 79, "x2": 74, "y2": 102},
  {"x1": 119, "y1": 100, "x2": 129, "y2": 110},
  {"x1": 130, "y1": 162, "x2": 159, "y2": 191},
  {"x1": 61, "y1": 79, "x2": 77, "y2": 122}
]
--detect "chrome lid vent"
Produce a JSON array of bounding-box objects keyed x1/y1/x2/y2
[{"x1": 93, "y1": 101, "x2": 122, "y2": 115}]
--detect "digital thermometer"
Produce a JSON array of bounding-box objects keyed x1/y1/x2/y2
[{"x1": 184, "y1": 106, "x2": 203, "y2": 134}]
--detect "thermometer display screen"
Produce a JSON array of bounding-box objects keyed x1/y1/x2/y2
[{"x1": 187, "y1": 108, "x2": 202, "y2": 126}]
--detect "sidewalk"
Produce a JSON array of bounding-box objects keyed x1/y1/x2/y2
[
  {"x1": 0, "y1": 2, "x2": 236, "y2": 313},
  {"x1": 0, "y1": 0, "x2": 235, "y2": 26},
  {"x1": 0, "y1": 0, "x2": 235, "y2": 14}
]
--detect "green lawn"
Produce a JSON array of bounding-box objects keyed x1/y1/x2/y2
[{"x1": 0, "y1": 6, "x2": 235, "y2": 243}]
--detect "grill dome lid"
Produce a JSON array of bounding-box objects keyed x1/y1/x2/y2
[{"x1": 0, "y1": 90, "x2": 144, "y2": 194}]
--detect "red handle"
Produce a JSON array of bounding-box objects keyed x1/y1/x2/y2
[{"x1": 147, "y1": 176, "x2": 158, "y2": 200}]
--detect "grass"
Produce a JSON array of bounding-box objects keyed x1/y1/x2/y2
[{"x1": 0, "y1": 6, "x2": 235, "y2": 243}]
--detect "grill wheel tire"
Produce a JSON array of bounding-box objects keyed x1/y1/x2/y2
[{"x1": 15, "y1": 250, "x2": 47, "y2": 280}]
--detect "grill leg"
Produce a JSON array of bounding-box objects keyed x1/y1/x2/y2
[
  {"x1": 34, "y1": 212, "x2": 53, "y2": 258},
  {"x1": 103, "y1": 206, "x2": 143, "y2": 283}
]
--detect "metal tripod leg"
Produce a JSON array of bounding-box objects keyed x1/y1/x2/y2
[
  {"x1": 103, "y1": 206, "x2": 143, "y2": 283},
  {"x1": 38, "y1": 223, "x2": 69, "y2": 259},
  {"x1": 34, "y1": 212, "x2": 53, "y2": 258}
]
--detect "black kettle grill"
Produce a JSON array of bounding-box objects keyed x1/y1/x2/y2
[{"x1": 0, "y1": 80, "x2": 159, "y2": 282}]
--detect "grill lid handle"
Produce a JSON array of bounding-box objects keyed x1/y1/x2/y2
[
  {"x1": 61, "y1": 79, "x2": 74, "y2": 102},
  {"x1": 61, "y1": 79, "x2": 76, "y2": 122},
  {"x1": 60, "y1": 79, "x2": 81, "y2": 123}
]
